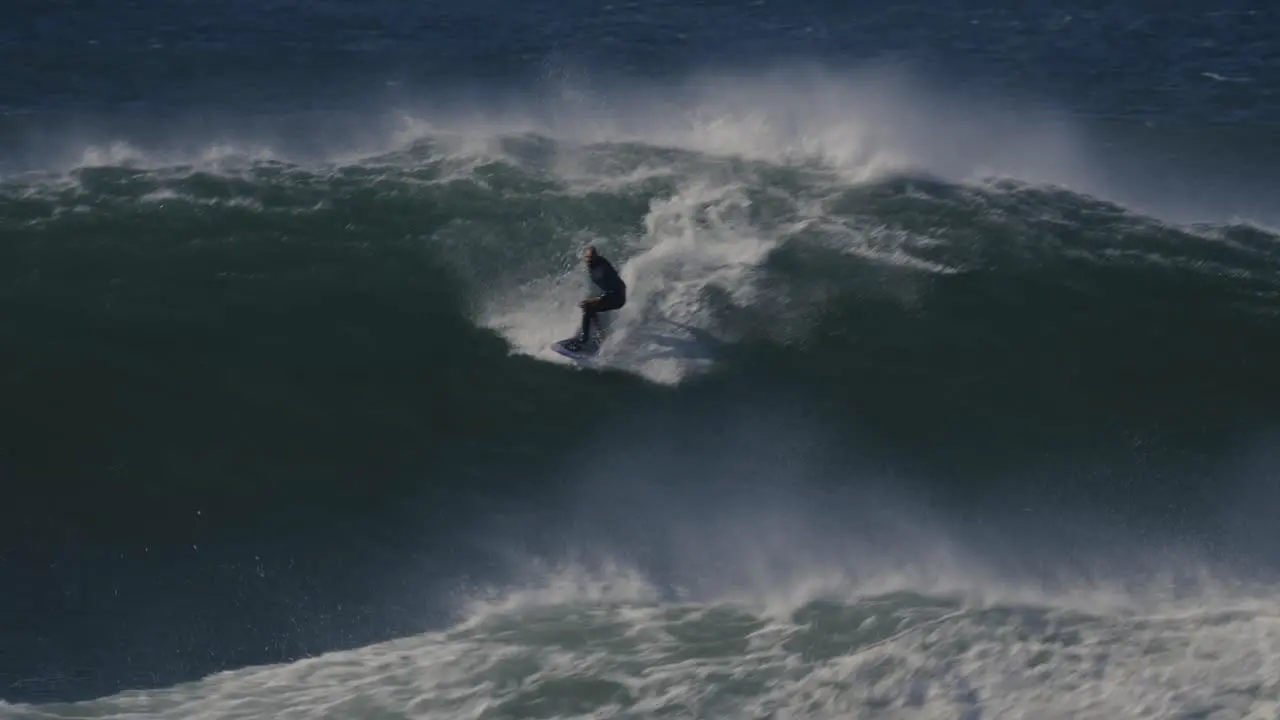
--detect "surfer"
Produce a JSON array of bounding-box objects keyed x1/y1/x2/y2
[{"x1": 570, "y1": 245, "x2": 626, "y2": 351}]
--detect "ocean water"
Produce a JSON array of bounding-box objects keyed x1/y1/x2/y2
[{"x1": 4, "y1": 1, "x2": 1280, "y2": 718}]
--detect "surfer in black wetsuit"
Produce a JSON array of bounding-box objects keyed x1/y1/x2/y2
[{"x1": 573, "y1": 245, "x2": 626, "y2": 350}]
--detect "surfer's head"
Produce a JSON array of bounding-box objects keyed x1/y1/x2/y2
[{"x1": 583, "y1": 245, "x2": 597, "y2": 263}]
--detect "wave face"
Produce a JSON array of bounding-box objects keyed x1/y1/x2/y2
[
  {"x1": 5, "y1": 3, "x2": 1280, "y2": 715},
  {"x1": 6, "y1": 102, "x2": 1279, "y2": 446}
]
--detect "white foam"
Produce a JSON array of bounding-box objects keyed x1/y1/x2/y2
[
  {"x1": 12, "y1": 59, "x2": 1272, "y2": 229},
  {"x1": 6, "y1": 62, "x2": 1088, "y2": 193},
  {"x1": 11, "y1": 555, "x2": 1279, "y2": 720},
  {"x1": 73, "y1": 140, "x2": 280, "y2": 173},
  {"x1": 481, "y1": 178, "x2": 782, "y2": 385}
]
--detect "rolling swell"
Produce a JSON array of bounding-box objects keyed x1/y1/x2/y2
[
  {"x1": 4, "y1": 132, "x2": 1280, "y2": 701},
  {"x1": 738, "y1": 177, "x2": 1280, "y2": 464}
]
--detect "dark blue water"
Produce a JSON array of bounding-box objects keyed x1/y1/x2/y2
[
  {"x1": 5, "y1": 2, "x2": 1276, "y2": 119},
  {"x1": 3, "y1": 1, "x2": 1280, "y2": 713}
]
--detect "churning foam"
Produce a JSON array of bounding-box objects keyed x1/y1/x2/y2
[
  {"x1": 7, "y1": 554, "x2": 1278, "y2": 720},
  {"x1": 482, "y1": 177, "x2": 783, "y2": 385}
]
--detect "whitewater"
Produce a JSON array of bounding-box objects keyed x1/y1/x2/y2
[{"x1": 7, "y1": 561, "x2": 1280, "y2": 719}]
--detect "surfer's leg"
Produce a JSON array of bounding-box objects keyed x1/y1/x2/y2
[
  {"x1": 579, "y1": 295, "x2": 623, "y2": 345},
  {"x1": 579, "y1": 306, "x2": 596, "y2": 343},
  {"x1": 586, "y1": 296, "x2": 624, "y2": 345}
]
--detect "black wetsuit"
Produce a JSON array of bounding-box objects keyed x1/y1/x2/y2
[{"x1": 580, "y1": 254, "x2": 627, "y2": 345}]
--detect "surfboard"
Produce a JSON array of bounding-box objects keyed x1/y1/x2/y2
[{"x1": 551, "y1": 338, "x2": 598, "y2": 361}]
